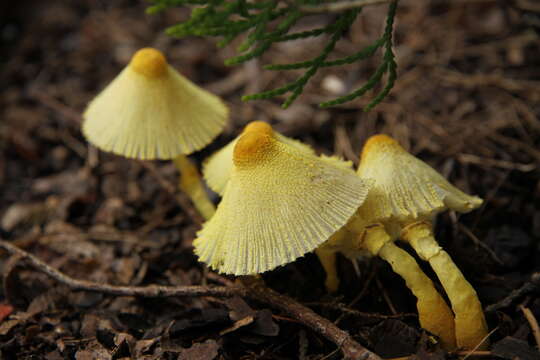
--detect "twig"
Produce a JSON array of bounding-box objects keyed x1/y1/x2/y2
[
  {"x1": 457, "y1": 223, "x2": 504, "y2": 266},
  {"x1": 0, "y1": 239, "x2": 382, "y2": 360},
  {"x1": 461, "y1": 327, "x2": 498, "y2": 359},
  {"x1": 304, "y1": 301, "x2": 416, "y2": 319},
  {"x1": 243, "y1": 277, "x2": 382, "y2": 360},
  {"x1": 457, "y1": 153, "x2": 536, "y2": 172},
  {"x1": 0, "y1": 238, "x2": 242, "y2": 298},
  {"x1": 349, "y1": 262, "x2": 377, "y2": 307},
  {"x1": 436, "y1": 69, "x2": 540, "y2": 101},
  {"x1": 375, "y1": 274, "x2": 397, "y2": 315},
  {"x1": 299, "y1": 0, "x2": 392, "y2": 13},
  {"x1": 520, "y1": 305, "x2": 540, "y2": 349},
  {"x1": 486, "y1": 272, "x2": 540, "y2": 312}
]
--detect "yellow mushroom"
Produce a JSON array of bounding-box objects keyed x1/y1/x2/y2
[
  {"x1": 194, "y1": 127, "x2": 371, "y2": 275},
  {"x1": 82, "y1": 47, "x2": 228, "y2": 219},
  {"x1": 357, "y1": 134, "x2": 487, "y2": 350}
]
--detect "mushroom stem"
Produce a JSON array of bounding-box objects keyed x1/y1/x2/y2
[
  {"x1": 315, "y1": 247, "x2": 339, "y2": 293},
  {"x1": 173, "y1": 155, "x2": 215, "y2": 220},
  {"x1": 361, "y1": 224, "x2": 457, "y2": 350},
  {"x1": 401, "y1": 221, "x2": 488, "y2": 350}
]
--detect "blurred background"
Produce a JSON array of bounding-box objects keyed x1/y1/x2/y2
[{"x1": 1, "y1": 0, "x2": 539, "y2": 358}]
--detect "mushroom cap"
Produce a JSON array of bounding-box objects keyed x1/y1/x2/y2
[
  {"x1": 194, "y1": 129, "x2": 371, "y2": 275},
  {"x1": 357, "y1": 134, "x2": 483, "y2": 224},
  {"x1": 202, "y1": 121, "x2": 321, "y2": 195},
  {"x1": 320, "y1": 154, "x2": 354, "y2": 170},
  {"x1": 82, "y1": 47, "x2": 228, "y2": 160}
]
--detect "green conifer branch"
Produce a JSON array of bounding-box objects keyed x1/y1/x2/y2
[
  {"x1": 320, "y1": 0, "x2": 398, "y2": 109},
  {"x1": 243, "y1": 9, "x2": 359, "y2": 107},
  {"x1": 271, "y1": 26, "x2": 331, "y2": 42},
  {"x1": 264, "y1": 36, "x2": 384, "y2": 70},
  {"x1": 148, "y1": 0, "x2": 399, "y2": 109}
]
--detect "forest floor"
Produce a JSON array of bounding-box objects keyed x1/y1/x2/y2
[{"x1": 1, "y1": 0, "x2": 540, "y2": 359}]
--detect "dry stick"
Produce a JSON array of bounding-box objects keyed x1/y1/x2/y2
[
  {"x1": 0, "y1": 239, "x2": 240, "y2": 298},
  {"x1": 486, "y1": 272, "x2": 540, "y2": 312},
  {"x1": 243, "y1": 277, "x2": 382, "y2": 360},
  {"x1": 520, "y1": 305, "x2": 540, "y2": 349},
  {"x1": 304, "y1": 302, "x2": 416, "y2": 320},
  {"x1": 0, "y1": 239, "x2": 381, "y2": 360},
  {"x1": 457, "y1": 223, "x2": 504, "y2": 266},
  {"x1": 461, "y1": 327, "x2": 499, "y2": 360}
]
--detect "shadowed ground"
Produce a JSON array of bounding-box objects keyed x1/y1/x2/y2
[{"x1": 1, "y1": 0, "x2": 539, "y2": 358}]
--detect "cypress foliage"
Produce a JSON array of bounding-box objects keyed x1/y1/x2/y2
[{"x1": 148, "y1": 0, "x2": 399, "y2": 110}]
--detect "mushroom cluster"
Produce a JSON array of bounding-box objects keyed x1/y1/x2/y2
[
  {"x1": 319, "y1": 134, "x2": 488, "y2": 350},
  {"x1": 199, "y1": 129, "x2": 488, "y2": 351},
  {"x1": 81, "y1": 47, "x2": 488, "y2": 352}
]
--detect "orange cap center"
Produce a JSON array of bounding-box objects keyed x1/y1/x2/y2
[
  {"x1": 243, "y1": 121, "x2": 273, "y2": 135},
  {"x1": 360, "y1": 134, "x2": 403, "y2": 162},
  {"x1": 129, "y1": 48, "x2": 168, "y2": 78},
  {"x1": 233, "y1": 131, "x2": 275, "y2": 167}
]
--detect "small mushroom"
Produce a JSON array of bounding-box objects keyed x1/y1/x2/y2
[
  {"x1": 82, "y1": 47, "x2": 228, "y2": 219},
  {"x1": 194, "y1": 126, "x2": 371, "y2": 275},
  {"x1": 357, "y1": 134, "x2": 487, "y2": 350}
]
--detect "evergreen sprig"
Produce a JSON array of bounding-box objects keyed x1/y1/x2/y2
[{"x1": 148, "y1": 0, "x2": 399, "y2": 109}]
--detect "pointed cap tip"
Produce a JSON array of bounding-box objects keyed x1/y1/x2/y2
[
  {"x1": 361, "y1": 134, "x2": 403, "y2": 161},
  {"x1": 233, "y1": 131, "x2": 275, "y2": 167},
  {"x1": 243, "y1": 121, "x2": 273, "y2": 135},
  {"x1": 129, "y1": 48, "x2": 168, "y2": 77}
]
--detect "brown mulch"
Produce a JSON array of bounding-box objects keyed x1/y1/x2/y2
[{"x1": 1, "y1": 0, "x2": 539, "y2": 359}]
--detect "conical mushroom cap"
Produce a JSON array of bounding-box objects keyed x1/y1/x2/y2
[
  {"x1": 203, "y1": 121, "x2": 319, "y2": 195},
  {"x1": 194, "y1": 129, "x2": 371, "y2": 275},
  {"x1": 82, "y1": 48, "x2": 228, "y2": 160},
  {"x1": 357, "y1": 134, "x2": 483, "y2": 224}
]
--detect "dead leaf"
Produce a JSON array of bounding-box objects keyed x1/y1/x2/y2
[
  {"x1": 32, "y1": 168, "x2": 92, "y2": 196},
  {"x1": 2, "y1": 253, "x2": 25, "y2": 308},
  {"x1": 372, "y1": 320, "x2": 419, "y2": 358},
  {"x1": 179, "y1": 340, "x2": 220, "y2": 360},
  {"x1": 219, "y1": 316, "x2": 254, "y2": 336},
  {"x1": 74, "y1": 340, "x2": 111, "y2": 360},
  {"x1": 0, "y1": 319, "x2": 20, "y2": 336},
  {"x1": 492, "y1": 336, "x2": 540, "y2": 360},
  {"x1": 251, "y1": 309, "x2": 279, "y2": 337},
  {"x1": 0, "y1": 304, "x2": 14, "y2": 323},
  {"x1": 1, "y1": 201, "x2": 53, "y2": 231},
  {"x1": 93, "y1": 197, "x2": 130, "y2": 225},
  {"x1": 225, "y1": 297, "x2": 279, "y2": 337},
  {"x1": 40, "y1": 221, "x2": 99, "y2": 262},
  {"x1": 225, "y1": 297, "x2": 256, "y2": 321}
]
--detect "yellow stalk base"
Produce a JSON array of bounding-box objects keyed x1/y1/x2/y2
[
  {"x1": 402, "y1": 222, "x2": 489, "y2": 350},
  {"x1": 315, "y1": 247, "x2": 339, "y2": 293},
  {"x1": 174, "y1": 155, "x2": 215, "y2": 220},
  {"x1": 362, "y1": 225, "x2": 457, "y2": 350}
]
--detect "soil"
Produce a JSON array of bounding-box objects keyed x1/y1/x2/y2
[{"x1": 1, "y1": 0, "x2": 539, "y2": 359}]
